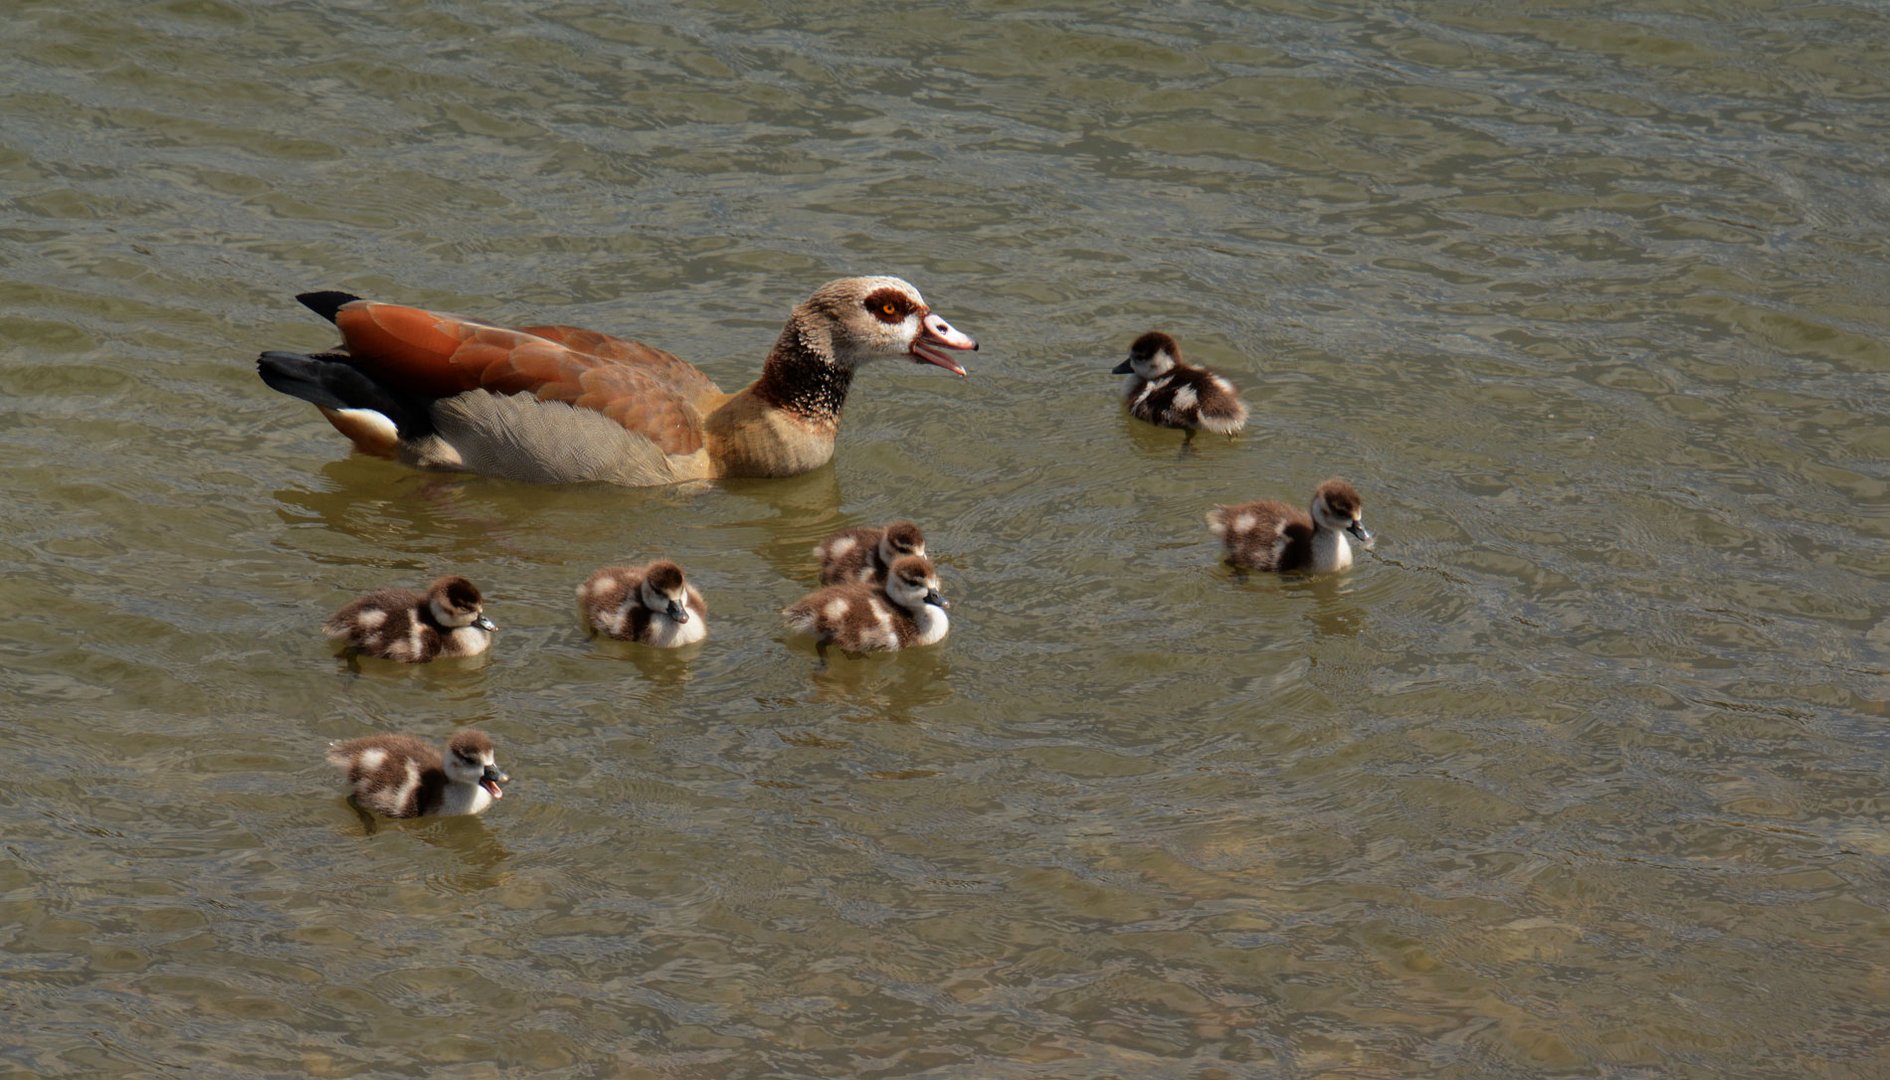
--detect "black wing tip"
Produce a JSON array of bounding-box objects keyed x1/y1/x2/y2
[
  {"x1": 256, "y1": 351, "x2": 331, "y2": 402},
  {"x1": 295, "y1": 290, "x2": 364, "y2": 323},
  {"x1": 255, "y1": 350, "x2": 434, "y2": 438}
]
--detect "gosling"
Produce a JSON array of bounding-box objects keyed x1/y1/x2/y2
[
  {"x1": 783, "y1": 555, "x2": 950, "y2": 658},
  {"x1": 815, "y1": 520, "x2": 926, "y2": 585},
  {"x1": 577, "y1": 560, "x2": 707, "y2": 647},
  {"x1": 1114, "y1": 331, "x2": 1248, "y2": 443},
  {"x1": 325, "y1": 729, "x2": 508, "y2": 819},
  {"x1": 1208, "y1": 479, "x2": 1374, "y2": 574},
  {"x1": 323, "y1": 576, "x2": 495, "y2": 662}
]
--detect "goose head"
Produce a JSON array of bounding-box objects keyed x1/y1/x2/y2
[{"x1": 802, "y1": 277, "x2": 979, "y2": 375}]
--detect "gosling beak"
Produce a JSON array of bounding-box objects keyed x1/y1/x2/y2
[
  {"x1": 1111, "y1": 358, "x2": 1134, "y2": 375},
  {"x1": 474, "y1": 614, "x2": 497, "y2": 632},
  {"x1": 924, "y1": 589, "x2": 950, "y2": 609},
  {"x1": 480, "y1": 763, "x2": 508, "y2": 799},
  {"x1": 666, "y1": 599, "x2": 689, "y2": 623},
  {"x1": 1347, "y1": 520, "x2": 1374, "y2": 549},
  {"x1": 910, "y1": 311, "x2": 978, "y2": 377}
]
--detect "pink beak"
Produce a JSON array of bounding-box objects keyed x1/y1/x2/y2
[{"x1": 910, "y1": 311, "x2": 978, "y2": 377}]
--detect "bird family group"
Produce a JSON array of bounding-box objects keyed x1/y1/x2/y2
[{"x1": 264, "y1": 277, "x2": 1371, "y2": 819}]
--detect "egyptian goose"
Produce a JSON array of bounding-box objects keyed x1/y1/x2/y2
[
  {"x1": 326, "y1": 729, "x2": 508, "y2": 819},
  {"x1": 1207, "y1": 479, "x2": 1374, "y2": 574},
  {"x1": 815, "y1": 520, "x2": 926, "y2": 585},
  {"x1": 1114, "y1": 331, "x2": 1248, "y2": 442},
  {"x1": 577, "y1": 559, "x2": 707, "y2": 647},
  {"x1": 323, "y1": 576, "x2": 496, "y2": 662},
  {"x1": 257, "y1": 277, "x2": 979, "y2": 486},
  {"x1": 783, "y1": 554, "x2": 950, "y2": 658}
]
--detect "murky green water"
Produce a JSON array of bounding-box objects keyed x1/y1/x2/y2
[{"x1": 4, "y1": 0, "x2": 1889, "y2": 1074}]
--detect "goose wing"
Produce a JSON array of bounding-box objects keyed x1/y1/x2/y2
[{"x1": 329, "y1": 300, "x2": 721, "y2": 456}]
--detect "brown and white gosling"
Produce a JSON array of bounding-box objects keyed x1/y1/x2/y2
[
  {"x1": 325, "y1": 729, "x2": 509, "y2": 819},
  {"x1": 1114, "y1": 331, "x2": 1249, "y2": 443},
  {"x1": 815, "y1": 520, "x2": 926, "y2": 585},
  {"x1": 1208, "y1": 479, "x2": 1374, "y2": 574},
  {"x1": 783, "y1": 555, "x2": 950, "y2": 657},
  {"x1": 577, "y1": 560, "x2": 707, "y2": 647},
  {"x1": 322, "y1": 576, "x2": 496, "y2": 662}
]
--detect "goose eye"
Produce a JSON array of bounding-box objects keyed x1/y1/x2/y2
[{"x1": 881, "y1": 302, "x2": 898, "y2": 316}]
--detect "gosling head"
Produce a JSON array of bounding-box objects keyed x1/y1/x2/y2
[
  {"x1": 885, "y1": 555, "x2": 948, "y2": 612},
  {"x1": 427, "y1": 576, "x2": 495, "y2": 631},
  {"x1": 879, "y1": 521, "x2": 927, "y2": 564},
  {"x1": 444, "y1": 730, "x2": 507, "y2": 800},
  {"x1": 638, "y1": 561, "x2": 694, "y2": 624},
  {"x1": 1312, "y1": 479, "x2": 1373, "y2": 548},
  {"x1": 1113, "y1": 330, "x2": 1181, "y2": 379}
]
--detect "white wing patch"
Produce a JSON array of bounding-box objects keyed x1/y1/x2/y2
[{"x1": 387, "y1": 758, "x2": 422, "y2": 816}]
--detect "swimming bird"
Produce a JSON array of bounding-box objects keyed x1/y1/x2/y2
[
  {"x1": 1207, "y1": 479, "x2": 1373, "y2": 574},
  {"x1": 257, "y1": 277, "x2": 979, "y2": 487},
  {"x1": 815, "y1": 520, "x2": 926, "y2": 585},
  {"x1": 783, "y1": 555, "x2": 950, "y2": 658},
  {"x1": 577, "y1": 559, "x2": 707, "y2": 647},
  {"x1": 1114, "y1": 331, "x2": 1248, "y2": 443},
  {"x1": 322, "y1": 576, "x2": 496, "y2": 662},
  {"x1": 325, "y1": 729, "x2": 508, "y2": 819}
]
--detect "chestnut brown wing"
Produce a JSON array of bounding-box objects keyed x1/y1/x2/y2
[
  {"x1": 518, "y1": 324, "x2": 721, "y2": 402},
  {"x1": 332, "y1": 302, "x2": 714, "y2": 456}
]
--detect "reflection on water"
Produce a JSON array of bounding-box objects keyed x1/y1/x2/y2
[
  {"x1": 338, "y1": 802, "x2": 513, "y2": 883},
  {"x1": 798, "y1": 645, "x2": 956, "y2": 714},
  {"x1": 3, "y1": 0, "x2": 1890, "y2": 1074},
  {"x1": 584, "y1": 635, "x2": 704, "y2": 691}
]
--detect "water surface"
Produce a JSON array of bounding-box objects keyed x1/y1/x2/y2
[{"x1": 4, "y1": 0, "x2": 1889, "y2": 1075}]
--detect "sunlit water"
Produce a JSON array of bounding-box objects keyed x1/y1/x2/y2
[{"x1": 4, "y1": 0, "x2": 1889, "y2": 1074}]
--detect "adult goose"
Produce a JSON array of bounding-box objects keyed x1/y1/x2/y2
[{"x1": 258, "y1": 277, "x2": 978, "y2": 486}]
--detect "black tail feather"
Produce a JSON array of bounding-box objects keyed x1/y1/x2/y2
[
  {"x1": 295, "y1": 291, "x2": 363, "y2": 324},
  {"x1": 257, "y1": 350, "x2": 433, "y2": 438}
]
